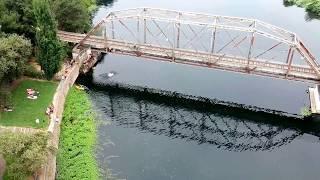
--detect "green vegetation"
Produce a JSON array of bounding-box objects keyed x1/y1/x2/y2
[
  {"x1": 0, "y1": 0, "x2": 96, "y2": 40},
  {"x1": 0, "y1": 131, "x2": 48, "y2": 180},
  {"x1": 0, "y1": 0, "x2": 35, "y2": 42},
  {"x1": 53, "y1": 0, "x2": 96, "y2": 33},
  {"x1": 33, "y1": 0, "x2": 66, "y2": 80},
  {"x1": 0, "y1": 34, "x2": 32, "y2": 83},
  {"x1": 57, "y1": 88, "x2": 99, "y2": 180},
  {"x1": 0, "y1": 79, "x2": 57, "y2": 128},
  {"x1": 0, "y1": 0, "x2": 97, "y2": 81},
  {"x1": 300, "y1": 106, "x2": 312, "y2": 117},
  {"x1": 52, "y1": 0, "x2": 91, "y2": 33},
  {"x1": 284, "y1": 0, "x2": 320, "y2": 18},
  {"x1": 24, "y1": 64, "x2": 45, "y2": 79},
  {"x1": 81, "y1": 0, "x2": 97, "y2": 12},
  {"x1": 0, "y1": 34, "x2": 32, "y2": 109}
]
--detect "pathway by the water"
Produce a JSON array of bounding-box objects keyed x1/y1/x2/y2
[{"x1": 0, "y1": 126, "x2": 43, "y2": 134}]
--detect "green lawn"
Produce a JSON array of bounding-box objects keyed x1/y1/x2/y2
[{"x1": 0, "y1": 79, "x2": 57, "y2": 128}]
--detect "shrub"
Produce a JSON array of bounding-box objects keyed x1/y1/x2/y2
[
  {"x1": 0, "y1": 132, "x2": 49, "y2": 179},
  {"x1": 24, "y1": 65, "x2": 45, "y2": 79},
  {"x1": 57, "y1": 88, "x2": 99, "y2": 179},
  {"x1": 0, "y1": 88, "x2": 12, "y2": 109}
]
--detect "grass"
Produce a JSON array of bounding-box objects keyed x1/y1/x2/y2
[
  {"x1": 57, "y1": 87, "x2": 99, "y2": 180},
  {"x1": 0, "y1": 79, "x2": 57, "y2": 128}
]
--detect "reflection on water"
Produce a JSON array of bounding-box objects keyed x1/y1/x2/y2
[
  {"x1": 91, "y1": 89, "x2": 320, "y2": 152},
  {"x1": 89, "y1": 88, "x2": 320, "y2": 179}
]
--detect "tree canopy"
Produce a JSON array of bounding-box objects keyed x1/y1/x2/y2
[
  {"x1": 0, "y1": 0, "x2": 35, "y2": 42},
  {"x1": 0, "y1": 34, "x2": 32, "y2": 83},
  {"x1": 33, "y1": 0, "x2": 65, "y2": 80},
  {"x1": 52, "y1": 0, "x2": 90, "y2": 33}
]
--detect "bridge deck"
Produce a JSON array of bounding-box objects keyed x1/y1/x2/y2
[{"x1": 58, "y1": 31, "x2": 319, "y2": 83}]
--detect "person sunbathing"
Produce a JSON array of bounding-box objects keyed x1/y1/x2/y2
[
  {"x1": 26, "y1": 88, "x2": 39, "y2": 99},
  {"x1": 4, "y1": 106, "x2": 13, "y2": 112},
  {"x1": 27, "y1": 95, "x2": 37, "y2": 100},
  {"x1": 27, "y1": 89, "x2": 35, "y2": 95}
]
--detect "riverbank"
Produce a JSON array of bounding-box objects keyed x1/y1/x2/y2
[
  {"x1": 284, "y1": 0, "x2": 320, "y2": 17},
  {"x1": 57, "y1": 88, "x2": 99, "y2": 179}
]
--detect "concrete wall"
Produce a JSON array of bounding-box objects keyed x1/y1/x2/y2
[{"x1": 39, "y1": 48, "x2": 90, "y2": 180}]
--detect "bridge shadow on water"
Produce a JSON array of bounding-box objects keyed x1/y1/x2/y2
[{"x1": 78, "y1": 73, "x2": 320, "y2": 152}]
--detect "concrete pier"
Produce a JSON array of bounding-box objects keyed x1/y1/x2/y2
[
  {"x1": 309, "y1": 85, "x2": 320, "y2": 114},
  {"x1": 72, "y1": 47, "x2": 102, "y2": 74}
]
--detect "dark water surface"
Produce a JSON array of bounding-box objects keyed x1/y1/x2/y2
[{"x1": 85, "y1": 0, "x2": 320, "y2": 179}]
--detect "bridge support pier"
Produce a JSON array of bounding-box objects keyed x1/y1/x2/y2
[
  {"x1": 309, "y1": 85, "x2": 320, "y2": 118},
  {"x1": 72, "y1": 47, "x2": 103, "y2": 74}
]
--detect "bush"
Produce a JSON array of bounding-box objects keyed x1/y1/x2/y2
[
  {"x1": 0, "y1": 132, "x2": 49, "y2": 179},
  {"x1": 33, "y1": 0, "x2": 65, "y2": 80},
  {"x1": 0, "y1": 34, "x2": 32, "y2": 83},
  {"x1": 24, "y1": 65, "x2": 44, "y2": 79},
  {"x1": 57, "y1": 88, "x2": 99, "y2": 179},
  {"x1": 0, "y1": 88, "x2": 12, "y2": 109}
]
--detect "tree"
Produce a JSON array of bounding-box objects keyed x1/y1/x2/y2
[
  {"x1": 33, "y1": 0, "x2": 65, "y2": 80},
  {"x1": 80, "y1": 0, "x2": 97, "y2": 13},
  {"x1": 0, "y1": 34, "x2": 32, "y2": 83},
  {"x1": 52, "y1": 0, "x2": 90, "y2": 33},
  {"x1": 0, "y1": 132, "x2": 48, "y2": 179},
  {"x1": 0, "y1": 0, "x2": 36, "y2": 42}
]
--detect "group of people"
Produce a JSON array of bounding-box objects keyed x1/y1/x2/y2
[
  {"x1": 62, "y1": 61, "x2": 72, "y2": 80},
  {"x1": 26, "y1": 88, "x2": 39, "y2": 99},
  {"x1": 45, "y1": 104, "x2": 54, "y2": 116}
]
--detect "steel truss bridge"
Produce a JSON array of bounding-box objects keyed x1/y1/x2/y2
[{"x1": 58, "y1": 8, "x2": 320, "y2": 83}]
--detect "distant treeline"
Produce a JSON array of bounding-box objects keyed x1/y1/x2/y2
[{"x1": 284, "y1": 0, "x2": 320, "y2": 18}]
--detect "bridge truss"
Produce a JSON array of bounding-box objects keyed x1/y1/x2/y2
[{"x1": 58, "y1": 8, "x2": 320, "y2": 82}]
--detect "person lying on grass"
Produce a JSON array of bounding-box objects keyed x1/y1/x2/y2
[{"x1": 26, "y1": 88, "x2": 39, "y2": 100}]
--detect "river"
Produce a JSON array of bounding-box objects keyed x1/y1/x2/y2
[{"x1": 81, "y1": 0, "x2": 320, "y2": 179}]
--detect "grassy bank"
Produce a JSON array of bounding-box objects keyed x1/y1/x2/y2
[
  {"x1": 284, "y1": 0, "x2": 320, "y2": 17},
  {"x1": 0, "y1": 79, "x2": 57, "y2": 128},
  {"x1": 57, "y1": 88, "x2": 99, "y2": 180}
]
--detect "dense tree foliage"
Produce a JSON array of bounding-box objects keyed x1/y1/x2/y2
[
  {"x1": 81, "y1": 0, "x2": 97, "y2": 13},
  {"x1": 0, "y1": 0, "x2": 97, "y2": 36},
  {"x1": 0, "y1": 34, "x2": 31, "y2": 109},
  {"x1": 52, "y1": 0, "x2": 90, "y2": 33},
  {"x1": 52, "y1": 0, "x2": 97, "y2": 33},
  {"x1": 0, "y1": 34, "x2": 32, "y2": 83},
  {"x1": 0, "y1": 132, "x2": 48, "y2": 179},
  {"x1": 0, "y1": 0, "x2": 35, "y2": 42},
  {"x1": 33, "y1": 0, "x2": 65, "y2": 80}
]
